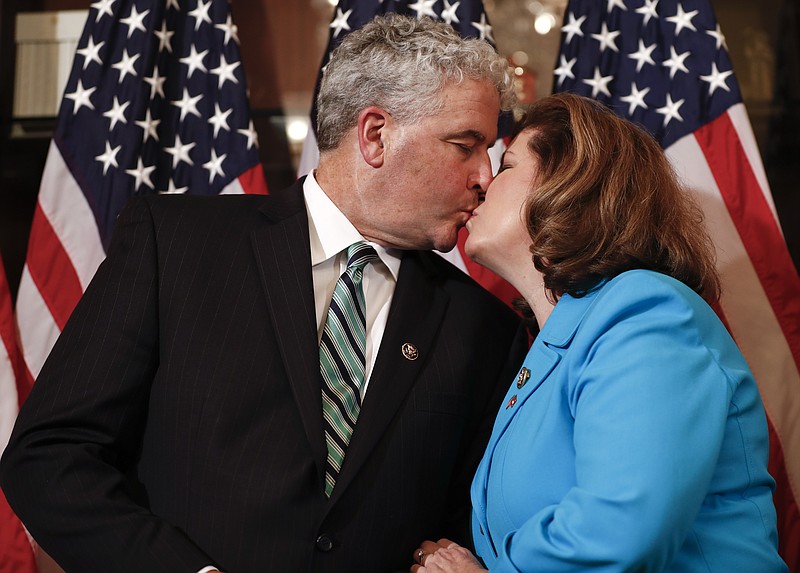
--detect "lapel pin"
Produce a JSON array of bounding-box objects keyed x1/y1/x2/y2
[
  {"x1": 516, "y1": 367, "x2": 531, "y2": 389},
  {"x1": 505, "y1": 395, "x2": 517, "y2": 409},
  {"x1": 401, "y1": 342, "x2": 419, "y2": 361}
]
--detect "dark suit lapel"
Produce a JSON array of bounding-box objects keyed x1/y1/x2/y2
[
  {"x1": 250, "y1": 182, "x2": 328, "y2": 477},
  {"x1": 328, "y1": 251, "x2": 449, "y2": 504}
]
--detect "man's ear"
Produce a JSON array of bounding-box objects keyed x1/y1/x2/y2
[{"x1": 357, "y1": 106, "x2": 389, "y2": 168}]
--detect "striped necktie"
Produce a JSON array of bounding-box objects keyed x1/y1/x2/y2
[{"x1": 320, "y1": 242, "x2": 378, "y2": 497}]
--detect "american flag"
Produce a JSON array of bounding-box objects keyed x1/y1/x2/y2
[
  {"x1": 297, "y1": 0, "x2": 520, "y2": 309},
  {"x1": 553, "y1": 0, "x2": 800, "y2": 568},
  {"x1": 4, "y1": 0, "x2": 266, "y2": 565},
  {"x1": 1, "y1": 251, "x2": 36, "y2": 573}
]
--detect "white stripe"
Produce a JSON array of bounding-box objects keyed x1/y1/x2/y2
[
  {"x1": 16, "y1": 267, "x2": 61, "y2": 380},
  {"x1": 667, "y1": 133, "x2": 800, "y2": 487},
  {"x1": 297, "y1": 128, "x2": 319, "y2": 178},
  {"x1": 0, "y1": 341, "x2": 18, "y2": 453},
  {"x1": 220, "y1": 177, "x2": 244, "y2": 195},
  {"x1": 489, "y1": 138, "x2": 507, "y2": 175},
  {"x1": 37, "y1": 141, "x2": 105, "y2": 290}
]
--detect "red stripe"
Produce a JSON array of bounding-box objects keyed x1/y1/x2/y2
[
  {"x1": 25, "y1": 203, "x2": 84, "y2": 331},
  {"x1": 1, "y1": 267, "x2": 31, "y2": 409},
  {"x1": 238, "y1": 164, "x2": 269, "y2": 195},
  {"x1": 0, "y1": 254, "x2": 17, "y2": 373},
  {"x1": 694, "y1": 111, "x2": 800, "y2": 571},
  {"x1": 0, "y1": 489, "x2": 36, "y2": 573},
  {"x1": 16, "y1": 362, "x2": 34, "y2": 408},
  {"x1": 694, "y1": 112, "x2": 800, "y2": 369},
  {"x1": 0, "y1": 259, "x2": 37, "y2": 573}
]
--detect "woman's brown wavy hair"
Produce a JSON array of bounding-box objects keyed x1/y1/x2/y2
[{"x1": 517, "y1": 92, "x2": 720, "y2": 303}]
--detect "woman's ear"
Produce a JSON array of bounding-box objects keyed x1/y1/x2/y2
[{"x1": 357, "y1": 106, "x2": 389, "y2": 168}]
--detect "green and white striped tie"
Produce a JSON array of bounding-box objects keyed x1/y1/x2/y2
[{"x1": 320, "y1": 242, "x2": 377, "y2": 497}]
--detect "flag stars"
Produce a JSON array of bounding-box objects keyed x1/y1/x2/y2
[
  {"x1": 172, "y1": 88, "x2": 203, "y2": 121},
  {"x1": 76, "y1": 37, "x2": 104, "y2": 70},
  {"x1": 700, "y1": 62, "x2": 733, "y2": 95},
  {"x1": 125, "y1": 157, "x2": 156, "y2": 191},
  {"x1": 628, "y1": 39, "x2": 656, "y2": 72},
  {"x1": 471, "y1": 14, "x2": 494, "y2": 43},
  {"x1": 561, "y1": 12, "x2": 586, "y2": 44},
  {"x1": 65, "y1": 80, "x2": 96, "y2": 114},
  {"x1": 166, "y1": 0, "x2": 180, "y2": 10},
  {"x1": 144, "y1": 67, "x2": 167, "y2": 99},
  {"x1": 619, "y1": 82, "x2": 650, "y2": 115},
  {"x1": 154, "y1": 21, "x2": 175, "y2": 53},
  {"x1": 208, "y1": 103, "x2": 233, "y2": 138},
  {"x1": 330, "y1": 8, "x2": 352, "y2": 38},
  {"x1": 135, "y1": 108, "x2": 160, "y2": 143},
  {"x1": 706, "y1": 24, "x2": 727, "y2": 50},
  {"x1": 189, "y1": 0, "x2": 213, "y2": 31},
  {"x1": 119, "y1": 5, "x2": 149, "y2": 39},
  {"x1": 554, "y1": 55, "x2": 577, "y2": 87},
  {"x1": 636, "y1": 0, "x2": 659, "y2": 26},
  {"x1": 211, "y1": 55, "x2": 240, "y2": 88},
  {"x1": 441, "y1": 1, "x2": 460, "y2": 25},
  {"x1": 180, "y1": 45, "x2": 209, "y2": 79},
  {"x1": 95, "y1": 141, "x2": 121, "y2": 175},
  {"x1": 582, "y1": 67, "x2": 613, "y2": 98},
  {"x1": 144, "y1": 66, "x2": 167, "y2": 99},
  {"x1": 656, "y1": 94, "x2": 685, "y2": 127},
  {"x1": 409, "y1": 0, "x2": 438, "y2": 19},
  {"x1": 662, "y1": 45, "x2": 690, "y2": 79},
  {"x1": 607, "y1": 0, "x2": 627, "y2": 12},
  {"x1": 666, "y1": 3, "x2": 699, "y2": 36},
  {"x1": 164, "y1": 135, "x2": 196, "y2": 168},
  {"x1": 160, "y1": 179, "x2": 188, "y2": 194},
  {"x1": 238, "y1": 120, "x2": 259, "y2": 150},
  {"x1": 203, "y1": 149, "x2": 227, "y2": 183},
  {"x1": 112, "y1": 48, "x2": 140, "y2": 83},
  {"x1": 91, "y1": 0, "x2": 116, "y2": 23},
  {"x1": 591, "y1": 21, "x2": 620, "y2": 53},
  {"x1": 216, "y1": 14, "x2": 240, "y2": 45},
  {"x1": 103, "y1": 96, "x2": 130, "y2": 130}
]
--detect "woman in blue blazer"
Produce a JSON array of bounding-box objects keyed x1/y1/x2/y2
[{"x1": 412, "y1": 93, "x2": 787, "y2": 572}]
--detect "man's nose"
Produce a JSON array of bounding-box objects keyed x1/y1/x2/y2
[{"x1": 469, "y1": 153, "x2": 494, "y2": 192}]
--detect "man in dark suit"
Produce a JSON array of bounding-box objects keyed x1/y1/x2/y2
[{"x1": 0, "y1": 14, "x2": 527, "y2": 573}]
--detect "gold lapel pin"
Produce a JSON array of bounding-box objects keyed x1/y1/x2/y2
[
  {"x1": 516, "y1": 367, "x2": 531, "y2": 389},
  {"x1": 402, "y1": 342, "x2": 419, "y2": 361}
]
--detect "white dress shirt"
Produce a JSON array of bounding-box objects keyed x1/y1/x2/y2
[{"x1": 304, "y1": 171, "x2": 401, "y2": 394}]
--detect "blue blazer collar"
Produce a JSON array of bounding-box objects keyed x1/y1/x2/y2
[{"x1": 538, "y1": 283, "x2": 607, "y2": 349}]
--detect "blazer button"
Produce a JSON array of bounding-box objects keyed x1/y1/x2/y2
[{"x1": 316, "y1": 534, "x2": 334, "y2": 552}]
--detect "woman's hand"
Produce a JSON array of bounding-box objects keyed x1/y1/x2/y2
[{"x1": 411, "y1": 539, "x2": 487, "y2": 573}]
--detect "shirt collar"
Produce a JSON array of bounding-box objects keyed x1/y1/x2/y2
[{"x1": 303, "y1": 171, "x2": 402, "y2": 280}]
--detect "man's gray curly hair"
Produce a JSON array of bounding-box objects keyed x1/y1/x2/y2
[{"x1": 316, "y1": 13, "x2": 515, "y2": 151}]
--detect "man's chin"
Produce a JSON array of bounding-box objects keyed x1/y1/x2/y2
[
  {"x1": 434, "y1": 244, "x2": 456, "y2": 254},
  {"x1": 434, "y1": 226, "x2": 464, "y2": 253},
  {"x1": 432, "y1": 235, "x2": 459, "y2": 254}
]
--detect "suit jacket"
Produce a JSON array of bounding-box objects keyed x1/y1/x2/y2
[
  {"x1": 0, "y1": 182, "x2": 528, "y2": 573},
  {"x1": 471, "y1": 270, "x2": 786, "y2": 573}
]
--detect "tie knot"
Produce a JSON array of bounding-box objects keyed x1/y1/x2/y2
[{"x1": 345, "y1": 242, "x2": 378, "y2": 271}]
